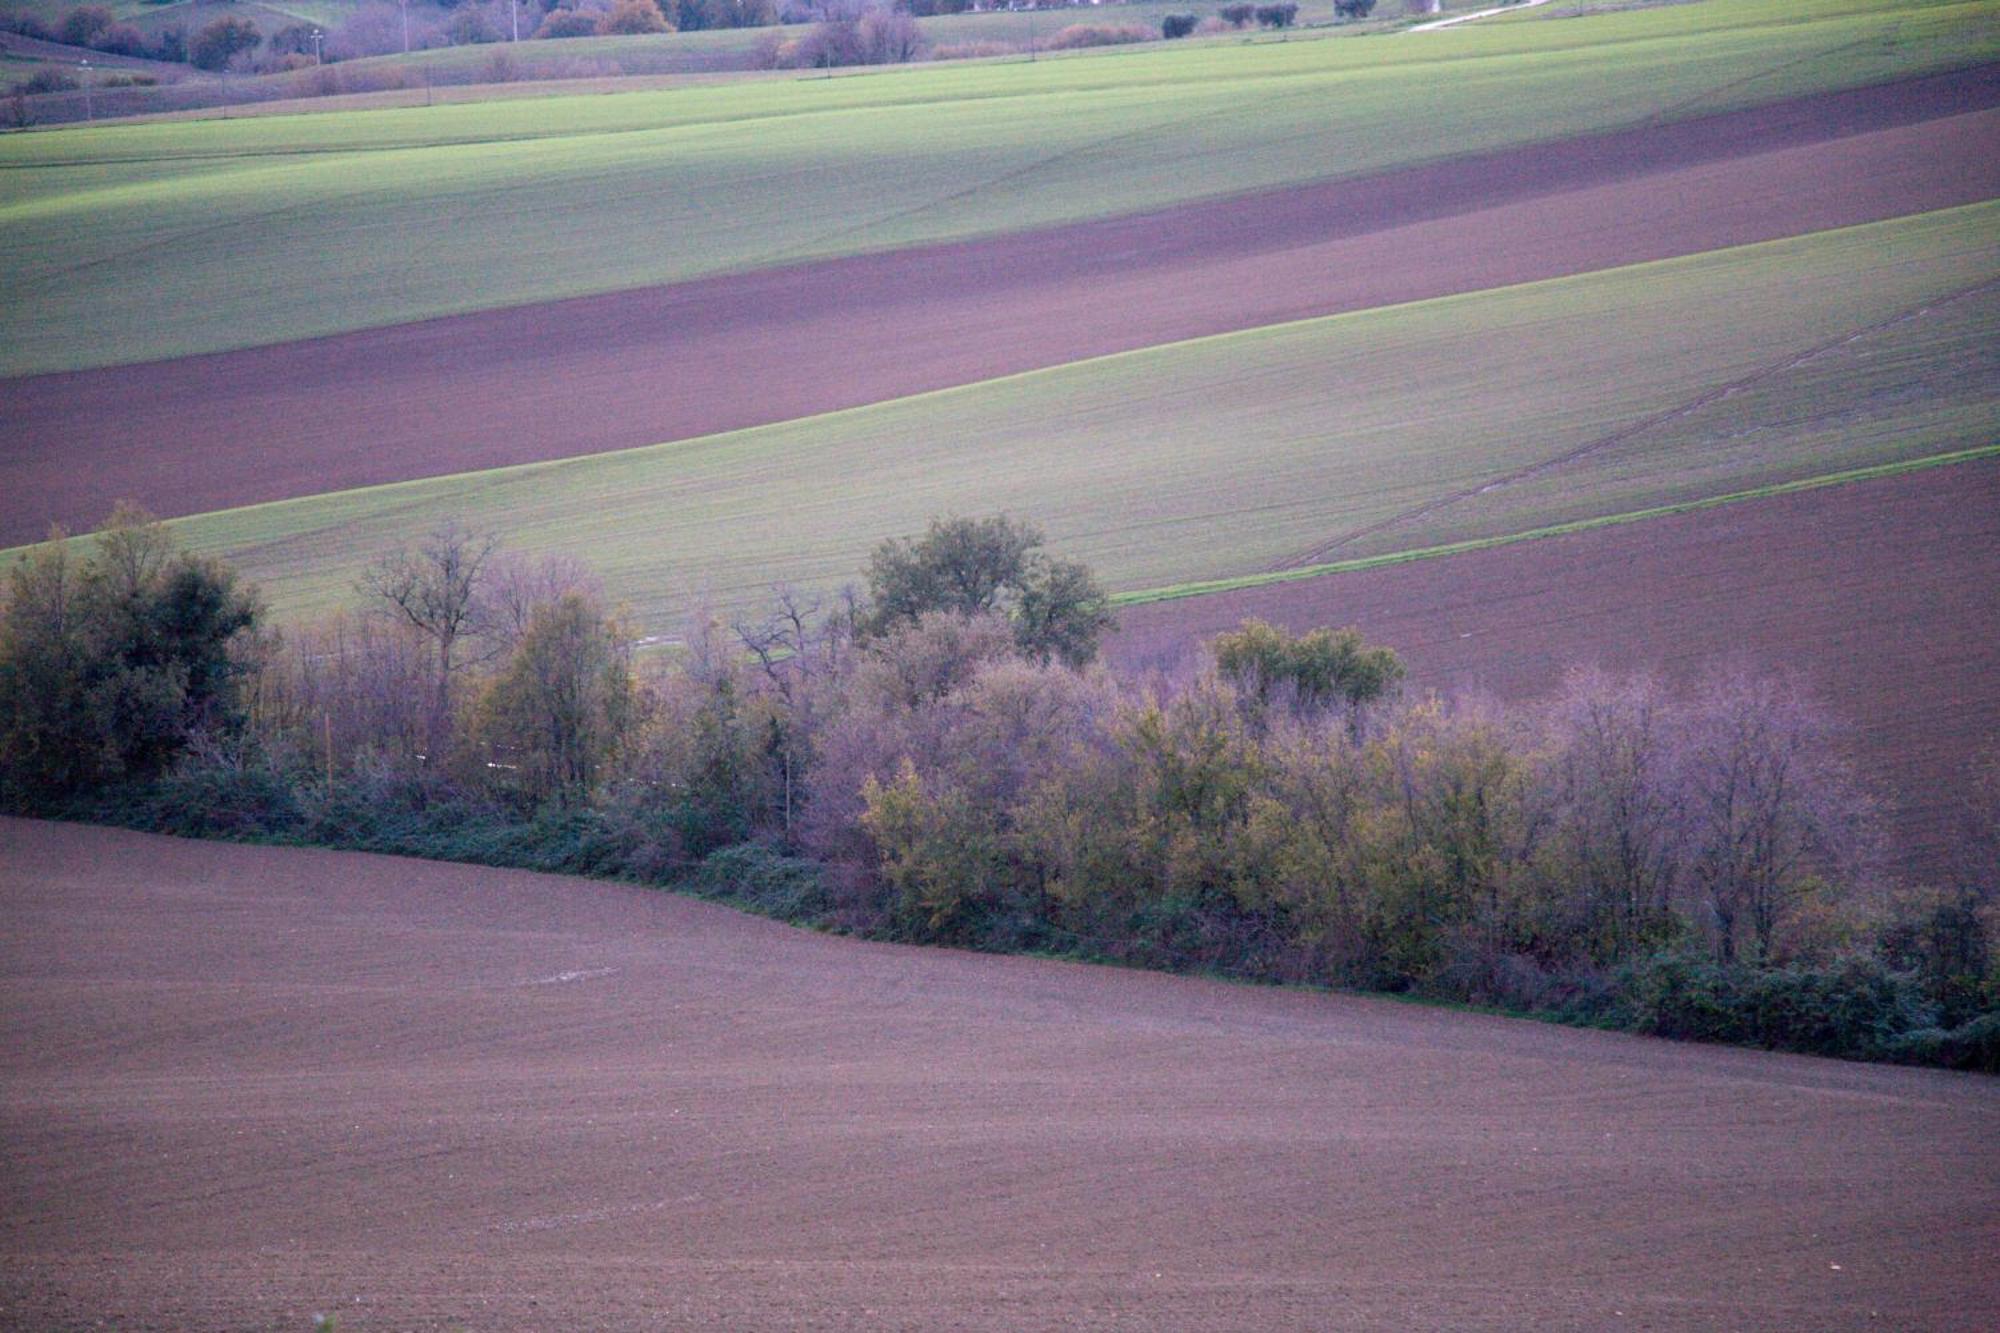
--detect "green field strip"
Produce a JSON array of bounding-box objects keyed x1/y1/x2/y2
[
  {"x1": 1348, "y1": 278, "x2": 2000, "y2": 558},
  {"x1": 2, "y1": 0, "x2": 1994, "y2": 373},
  {"x1": 1110, "y1": 446, "x2": 2000, "y2": 607},
  {"x1": 15, "y1": 200, "x2": 1985, "y2": 638}
]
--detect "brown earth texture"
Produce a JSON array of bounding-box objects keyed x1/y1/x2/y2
[
  {"x1": 4, "y1": 65, "x2": 1999, "y2": 543},
  {"x1": 1, "y1": 817, "x2": 1996, "y2": 1331}
]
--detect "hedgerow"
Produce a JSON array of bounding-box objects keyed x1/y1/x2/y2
[{"x1": 7, "y1": 511, "x2": 1993, "y2": 1069}]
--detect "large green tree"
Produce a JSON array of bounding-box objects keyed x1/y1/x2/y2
[
  {"x1": 1210, "y1": 619, "x2": 1404, "y2": 720},
  {"x1": 0, "y1": 508, "x2": 262, "y2": 805},
  {"x1": 861, "y1": 515, "x2": 1113, "y2": 669},
  {"x1": 473, "y1": 592, "x2": 632, "y2": 809}
]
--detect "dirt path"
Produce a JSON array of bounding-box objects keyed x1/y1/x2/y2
[
  {"x1": 0, "y1": 817, "x2": 1993, "y2": 1330},
  {"x1": 1113, "y1": 459, "x2": 2000, "y2": 882},
  {"x1": 4, "y1": 64, "x2": 1997, "y2": 546},
  {"x1": 1407, "y1": 0, "x2": 1553, "y2": 34}
]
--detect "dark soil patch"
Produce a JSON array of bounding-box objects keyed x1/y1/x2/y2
[{"x1": 2, "y1": 816, "x2": 1994, "y2": 1329}]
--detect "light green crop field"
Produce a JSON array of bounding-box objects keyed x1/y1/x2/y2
[
  {"x1": 3, "y1": 0, "x2": 1994, "y2": 374},
  {"x1": 107, "y1": 201, "x2": 1997, "y2": 636}
]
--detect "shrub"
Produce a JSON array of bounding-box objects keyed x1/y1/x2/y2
[
  {"x1": 479, "y1": 48, "x2": 521, "y2": 81},
  {"x1": 536, "y1": 8, "x2": 603, "y2": 37},
  {"x1": 598, "y1": 0, "x2": 673, "y2": 35},
  {"x1": 1254, "y1": 3, "x2": 1297, "y2": 27},
  {"x1": 136, "y1": 740, "x2": 305, "y2": 840},
  {"x1": 749, "y1": 29, "x2": 792, "y2": 65},
  {"x1": 0, "y1": 13, "x2": 52, "y2": 40},
  {"x1": 1161, "y1": 13, "x2": 1197, "y2": 38},
  {"x1": 21, "y1": 69, "x2": 80, "y2": 94},
  {"x1": 149, "y1": 26, "x2": 187, "y2": 62},
  {"x1": 793, "y1": 17, "x2": 864, "y2": 66},
  {"x1": 1886, "y1": 1012, "x2": 2000, "y2": 1073},
  {"x1": 673, "y1": 0, "x2": 777, "y2": 26},
  {"x1": 94, "y1": 22, "x2": 148, "y2": 56},
  {"x1": 1219, "y1": 2, "x2": 1255, "y2": 25},
  {"x1": 1619, "y1": 952, "x2": 1937, "y2": 1059},
  {"x1": 268, "y1": 22, "x2": 319, "y2": 55},
  {"x1": 58, "y1": 5, "x2": 115, "y2": 48},
  {"x1": 690, "y1": 843, "x2": 832, "y2": 921},
  {"x1": 1878, "y1": 883, "x2": 1995, "y2": 1024},
  {"x1": 1210, "y1": 618, "x2": 1404, "y2": 723},
  {"x1": 857, "y1": 7, "x2": 923, "y2": 62},
  {"x1": 190, "y1": 16, "x2": 262, "y2": 70},
  {"x1": 1334, "y1": 0, "x2": 1376, "y2": 17},
  {"x1": 929, "y1": 40, "x2": 1015, "y2": 60},
  {"x1": 1039, "y1": 23, "x2": 1150, "y2": 50},
  {"x1": 445, "y1": 7, "x2": 501, "y2": 43}
]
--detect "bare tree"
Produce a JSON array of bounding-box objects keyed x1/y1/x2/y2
[
  {"x1": 359, "y1": 521, "x2": 498, "y2": 758},
  {"x1": 1675, "y1": 667, "x2": 1871, "y2": 963},
  {"x1": 734, "y1": 586, "x2": 858, "y2": 835},
  {"x1": 1539, "y1": 667, "x2": 1686, "y2": 960},
  {"x1": 476, "y1": 550, "x2": 601, "y2": 651},
  {"x1": 857, "y1": 8, "x2": 923, "y2": 63}
]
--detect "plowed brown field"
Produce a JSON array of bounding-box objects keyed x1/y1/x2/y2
[
  {"x1": 1, "y1": 817, "x2": 1994, "y2": 1331},
  {"x1": 5, "y1": 65, "x2": 1998, "y2": 545},
  {"x1": 1112, "y1": 460, "x2": 2000, "y2": 882}
]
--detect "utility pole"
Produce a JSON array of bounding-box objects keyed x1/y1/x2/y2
[
  {"x1": 400, "y1": 0, "x2": 411, "y2": 55},
  {"x1": 312, "y1": 27, "x2": 323, "y2": 64},
  {"x1": 511, "y1": 0, "x2": 520, "y2": 42},
  {"x1": 79, "y1": 58, "x2": 91, "y2": 121}
]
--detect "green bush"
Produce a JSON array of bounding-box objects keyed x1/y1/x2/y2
[
  {"x1": 189, "y1": 15, "x2": 260, "y2": 70},
  {"x1": 1887, "y1": 1012, "x2": 2000, "y2": 1074},
  {"x1": 691, "y1": 844, "x2": 831, "y2": 922},
  {"x1": 1620, "y1": 952, "x2": 1937, "y2": 1059},
  {"x1": 136, "y1": 759, "x2": 303, "y2": 840},
  {"x1": 535, "y1": 9, "x2": 601, "y2": 38},
  {"x1": 20, "y1": 69, "x2": 80, "y2": 95}
]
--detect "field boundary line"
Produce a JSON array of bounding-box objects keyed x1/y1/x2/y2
[
  {"x1": 1268, "y1": 272, "x2": 2000, "y2": 571},
  {"x1": 1112, "y1": 446, "x2": 2000, "y2": 608}
]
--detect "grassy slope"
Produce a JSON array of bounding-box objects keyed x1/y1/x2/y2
[
  {"x1": 3, "y1": 0, "x2": 1995, "y2": 374},
  {"x1": 110, "y1": 202, "x2": 1998, "y2": 633}
]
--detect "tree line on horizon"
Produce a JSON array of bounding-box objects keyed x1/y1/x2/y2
[
  {"x1": 0, "y1": 507, "x2": 1994, "y2": 1069},
  {"x1": 2, "y1": 0, "x2": 1361, "y2": 104}
]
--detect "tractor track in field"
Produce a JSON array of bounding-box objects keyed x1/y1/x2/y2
[{"x1": 1268, "y1": 275, "x2": 2000, "y2": 571}]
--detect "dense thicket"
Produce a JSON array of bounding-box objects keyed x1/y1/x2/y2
[
  {"x1": 0, "y1": 508, "x2": 262, "y2": 804},
  {"x1": 4, "y1": 513, "x2": 1993, "y2": 1070}
]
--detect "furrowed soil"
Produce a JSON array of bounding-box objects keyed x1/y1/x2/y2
[
  {"x1": 1, "y1": 817, "x2": 1994, "y2": 1331},
  {"x1": 4, "y1": 65, "x2": 1998, "y2": 545},
  {"x1": 1111, "y1": 458, "x2": 2000, "y2": 883}
]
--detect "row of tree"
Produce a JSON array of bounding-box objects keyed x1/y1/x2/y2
[{"x1": 1, "y1": 510, "x2": 1992, "y2": 1064}]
